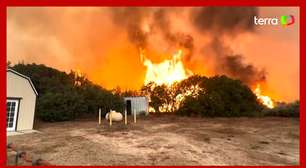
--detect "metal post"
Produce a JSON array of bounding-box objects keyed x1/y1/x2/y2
[
  {"x1": 109, "y1": 110, "x2": 112, "y2": 126},
  {"x1": 134, "y1": 109, "x2": 136, "y2": 123},
  {"x1": 124, "y1": 109, "x2": 127, "y2": 125},
  {"x1": 98, "y1": 108, "x2": 101, "y2": 125}
]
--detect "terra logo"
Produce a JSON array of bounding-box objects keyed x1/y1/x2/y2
[{"x1": 254, "y1": 15, "x2": 295, "y2": 27}]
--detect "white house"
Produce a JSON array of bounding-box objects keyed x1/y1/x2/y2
[
  {"x1": 6, "y1": 69, "x2": 38, "y2": 132},
  {"x1": 124, "y1": 97, "x2": 149, "y2": 116}
]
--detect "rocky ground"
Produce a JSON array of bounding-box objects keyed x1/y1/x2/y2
[{"x1": 7, "y1": 115, "x2": 300, "y2": 166}]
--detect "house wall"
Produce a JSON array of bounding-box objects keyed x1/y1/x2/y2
[
  {"x1": 124, "y1": 97, "x2": 149, "y2": 115},
  {"x1": 7, "y1": 71, "x2": 36, "y2": 131}
]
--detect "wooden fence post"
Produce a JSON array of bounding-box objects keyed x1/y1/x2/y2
[
  {"x1": 134, "y1": 109, "x2": 136, "y2": 123},
  {"x1": 98, "y1": 108, "x2": 101, "y2": 125},
  {"x1": 109, "y1": 110, "x2": 112, "y2": 126},
  {"x1": 125, "y1": 109, "x2": 127, "y2": 125}
]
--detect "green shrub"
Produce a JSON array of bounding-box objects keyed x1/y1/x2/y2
[
  {"x1": 176, "y1": 75, "x2": 263, "y2": 117},
  {"x1": 142, "y1": 75, "x2": 263, "y2": 117}
]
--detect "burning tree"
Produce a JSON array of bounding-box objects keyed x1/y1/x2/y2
[
  {"x1": 140, "y1": 49, "x2": 275, "y2": 115},
  {"x1": 141, "y1": 75, "x2": 264, "y2": 117},
  {"x1": 254, "y1": 84, "x2": 274, "y2": 109}
]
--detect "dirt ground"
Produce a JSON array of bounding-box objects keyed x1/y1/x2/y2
[{"x1": 7, "y1": 115, "x2": 299, "y2": 166}]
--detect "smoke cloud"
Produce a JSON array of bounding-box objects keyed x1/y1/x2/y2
[
  {"x1": 191, "y1": 7, "x2": 258, "y2": 35},
  {"x1": 111, "y1": 8, "x2": 150, "y2": 48},
  {"x1": 202, "y1": 36, "x2": 266, "y2": 85},
  {"x1": 7, "y1": 7, "x2": 299, "y2": 101},
  {"x1": 109, "y1": 7, "x2": 264, "y2": 85},
  {"x1": 189, "y1": 7, "x2": 266, "y2": 85},
  {"x1": 222, "y1": 55, "x2": 266, "y2": 85},
  {"x1": 109, "y1": 8, "x2": 195, "y2": 61}
]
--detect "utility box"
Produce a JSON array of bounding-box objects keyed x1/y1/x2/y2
[{"x1": 123, "y1": 97, "x2": 149, "y2": 116}]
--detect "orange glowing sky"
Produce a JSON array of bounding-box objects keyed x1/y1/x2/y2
[{"x1": 7, "y1": 7, "x2": 299, "y2": 102}]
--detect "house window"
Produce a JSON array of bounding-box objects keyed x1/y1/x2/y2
[{"x1": 6, "y1": 99, "x2": 19, "y2": 131}]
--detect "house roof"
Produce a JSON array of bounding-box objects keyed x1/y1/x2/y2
[{"x1": 7, "y1": 68, "x2": 38, "y2": 96}]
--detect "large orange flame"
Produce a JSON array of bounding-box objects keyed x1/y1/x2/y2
[
  {"x1": 141, "y1": 49, "x2": 192, "y2": 86},
  {"x1": 141, "y1": 49, "x2": 201, "y2": 112},
  {"x1": 254, "y1": 84, "x2": 274, "y2": 109},
  {"x1": 141, "y1": 50, "x2": 275, "y2": 111}
]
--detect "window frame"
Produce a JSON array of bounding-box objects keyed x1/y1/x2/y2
[{"x1": 6, "y1": 99, "x2": 20, "y2": 131}]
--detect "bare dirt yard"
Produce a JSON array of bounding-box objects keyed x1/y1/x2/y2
[{"x1": 7, "y1": 115, "x2": 299, "y2": 166}]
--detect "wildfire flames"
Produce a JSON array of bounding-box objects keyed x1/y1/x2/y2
[
  {"x1": 74, "y1": 69, "x2": 83, "y2": 86},
  {"x1": 141, "y1": 49, "x2": 275, "y2": 110},
  {"x1": 141, "y1": 49, "x2": 197, "y2": 112},
  {"x1": 76, "y1": 69, "x2": 82, "y2": 78},
  {"x1": 254, "y1": 84, "x2": 274, "y2": 109},
  {"x1": 141, "y1": 49, "x2": 193, "y2": 86}
]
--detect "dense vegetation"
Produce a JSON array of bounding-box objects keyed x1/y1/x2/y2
[
  {"x1": 177, "y1": 76, "x2": 263, "y2": 117},
  {"x1": 10, "y1": 63, "x2": 124, "y2": 122},
  {"x1": 141, "y1": 75, "x2": 299, "y2": 118},
  {"x1": 8, "y1": 63, "x2": 299, "y2": 121},
  {"x1": 142, "y1": 75, "x2": 264, "y2": 117}
]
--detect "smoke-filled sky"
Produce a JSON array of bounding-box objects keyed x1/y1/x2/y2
[{"x1": 7, "y1": 7, "x2": 299, "y2": 102}]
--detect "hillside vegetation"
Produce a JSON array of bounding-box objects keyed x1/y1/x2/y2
[
  {"x1": 9, "y1": 63, "x2": 299, "y2": 121},
  {"x1": 11, "y1": 63, "x2": 124, "y2": 121}
]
